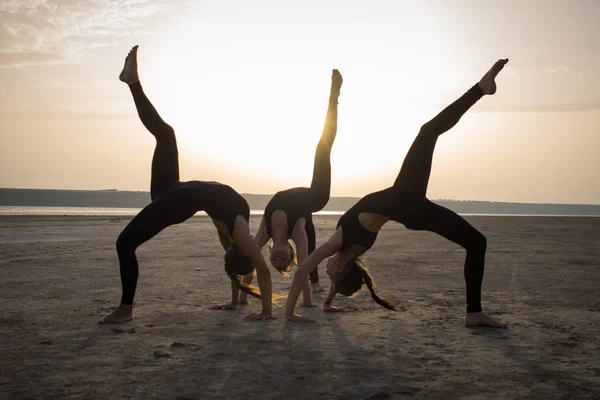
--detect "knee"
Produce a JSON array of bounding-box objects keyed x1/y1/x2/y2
[
  {"x1": 419, "y1": 121, "x2": 440, "y2": 139},
  {"x1": 468, "y1": 231, "x2": 487, "y2": 253},
  {"x1": 116, "y1": 232, "x2": 136, "y2": 255},
  {"x1": 157, "y1": 123, "x2": 176, "y2": 141},
  {"x1": 163, "y1": 124, "x2": 175, "y2": 135}
]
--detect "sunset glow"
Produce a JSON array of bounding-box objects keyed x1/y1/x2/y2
[{"x1": 1, "y1": 0, "x2": 599, "y2": 204}]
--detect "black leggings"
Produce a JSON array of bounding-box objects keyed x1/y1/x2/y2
[
  {"x1": 128, "y1": 82, "x2": 180, "y2": 201},
  {"x1": 116, "y1": 82, "x2": 185, "y2": 306},
  {"x1": 305, "y1": 217, "x2": 318, "y2": 283},
  {"x1": 394, "y1": 85, "x2": 487, "y2": 313},
  {"x1": 307, "y1": 97, "x2": 338, "y2": 283}
]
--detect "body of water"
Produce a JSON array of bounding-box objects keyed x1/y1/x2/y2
[
  {"x1": 0, "y1": 206, "x2": 344, "y2": 217},
  {"x1": 1, "y1": 206, "x2": 598, "y2": 218},
  {"x1": 2, "y1": 189, "x2": 600, "y2": 217}
]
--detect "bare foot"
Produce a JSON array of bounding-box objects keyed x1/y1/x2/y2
[
  {"x1": 311, "y1": 282, "x2": 325, "y2": 293},
  {"x1": 465, "y1": 312, "x2": 508, "y2": 329},
  {"x1": 209, "y1": 303, "x2": 236, "y2": 310},
  {"x1": 244, "y1": 311, "x2": 275, "y2": 321},
  {"x1": 285, "y1": 313, "x2": 315, "y2": 323},
  {"x1": 478, "y1": 59, "x2": 509, "y2": 95},
  {"x1": 331, "y1": 69, "x2": 343, "y2": 95},
  {"x1": 99, "y1": 304, "x2": 133, "y2": 324},
  {"x1": 323, "y1": 304, "x2": 347, "y2": 313},
  {"x1": 119, "y1": 45, "x2": 139, "y2": 85}
]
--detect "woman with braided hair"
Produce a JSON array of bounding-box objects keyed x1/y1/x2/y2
[
  {"x1": 285, "y1": 59, "x2": 510, "y2": 328},
  {"x1": 100, "y1": 46, "x2": 273, "y2": 324}
]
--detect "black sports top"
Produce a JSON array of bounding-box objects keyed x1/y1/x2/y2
[
  {"x1": 337, "y1": 187, "x2": 425, "y2": 250},
  {"x1": 264, "y1": 187, "x2": 324, "y2": 238},
  {"x1": 176, "y1": 181, "x2": 250, "y2": 235}
]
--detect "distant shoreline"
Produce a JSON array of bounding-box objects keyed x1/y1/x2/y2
[
  {"x1": 1, "y1": 188, "x2": 599, "y2": 216},
  {"x1": 1, "y1": 206, "x2": 599, "y2": 218}
]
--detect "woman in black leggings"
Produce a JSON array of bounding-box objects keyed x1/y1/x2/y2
[
  {"x1": 285, "y1": 59, "x2": 509, "y2": 328},
  {"x1": 235, "y1": 70, "x2": 343, "y2": 308},
  {"x1": 100, "y1": 46, "x2": 273, "y2": 324}
]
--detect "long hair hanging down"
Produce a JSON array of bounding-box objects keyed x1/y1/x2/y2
[
  {"x1": 335, "y1": 258, "x2": 399, "y2": 311},
  {"x1": 224, "y1": 246, "x2": 261, "y2": 299},
  {"x1": 227, "y1": 273, "x2": 261, "y2": 299},
  {"x1": 360, "y1": 266, "x2": 399, "y2": 311}
]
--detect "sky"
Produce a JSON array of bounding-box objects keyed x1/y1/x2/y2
[{"x1": 1, "y1": 0, "x2": 599, "y2": 204}]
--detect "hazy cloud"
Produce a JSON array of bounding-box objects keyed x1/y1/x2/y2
[
  {"x1": 547, "y1": 66, "x2": 583, "y2": 76},
  {"x1": 1, "y1": 100, "x2": 136, "y2": 119},
  {"x1": 548, "y1": 66, "x2": 571, "y2": 73},
  {"x1": 479, "y1": 101, "x2": 600, "y2": 113},
  {"x1": 52, "y1": 101, "x2": 134, "y2": 118},
  {"x1": 0, "y1": 50, "x2": 63, "y2": 67},
  {"x1": 0, "y1": 0, "x2": 168, "y2": 67}
]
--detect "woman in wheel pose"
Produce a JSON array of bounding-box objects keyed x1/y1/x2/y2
[
  {"x1": 100, "y1": 46, "x2": 273, "y2": 324},
  {"x1": 285, "y1": 59, "x2": 510, "y2": 328}
]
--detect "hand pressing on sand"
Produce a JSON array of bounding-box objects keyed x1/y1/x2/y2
[
  {"x1": 244, "y1": 311, "x2": 275, "y2": 321},
  {"x1": 323, "y1": 304, "x2": 348, "y2": 313},
  {"x1": 209, "y1": 303, "x2": 237, "y2": 311},
  {"x1": 99, "y1": 305, "x2": 133, "y2": 324},
  {"x1": 465, "y1": 312, "x2": 508, "y2": 329},
  {"x1": 321, "y1": 284, "x2": 347, "y2": 312},
  {"x1": 311, "y1": 282, "x2": 325, "y2": 293}
]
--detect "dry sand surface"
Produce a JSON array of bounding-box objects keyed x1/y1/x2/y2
[{"x1": 1, "y1": 214, "x2": 599, "y2": 399}]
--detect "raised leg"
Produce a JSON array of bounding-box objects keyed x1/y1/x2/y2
[
  {"x1": 308, "y1": 69, "x2": 342, "y2": 208},
  {"x1": 393, "y1": 85, "x2": 483, "y2": 197},
  {"x1": 393, "y1": 59, "x2": 508, "y2": 197},
  {"x1": 120, "y1": 46, "x2": 179, "y2": 200}
]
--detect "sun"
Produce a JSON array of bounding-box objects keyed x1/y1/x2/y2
[{"x1": 130, "y1": 1, "x2": 468, "y2": 196}]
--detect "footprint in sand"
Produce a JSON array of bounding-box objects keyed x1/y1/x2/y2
[{"x1": 111, "y1": 327, "x2": 136, "y2": 334}]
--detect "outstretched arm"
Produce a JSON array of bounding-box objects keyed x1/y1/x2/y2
[
  {"x1": 238, "y1": 216, "x2": 270, "y2": 302},
  {"x1": 216, "y1": 229, "x2": 231, "y2": 251},
  {"x1": 285, "y1": 228, "x2": 343, "y2": 321},
  {"x1": 254, "y1": 216, "x2": 270, "y2": 250},
  {"x1": 233, "y1": 216, "x2": 273, "y2": 319},
  {"x1": 209, "y1": 221, "x2": 239, "y2": 310}
]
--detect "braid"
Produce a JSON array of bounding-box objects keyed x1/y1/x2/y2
[
  {"x1": 228, "y1": 273, "x2": 261, "y2": 299},
  {"x1": 362, "y1": 268, "x2": 399, "y2": 311}
]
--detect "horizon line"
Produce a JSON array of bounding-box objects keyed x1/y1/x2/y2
[{"x1": 1, "y1": 187, "x2": 599, "y2": 207}]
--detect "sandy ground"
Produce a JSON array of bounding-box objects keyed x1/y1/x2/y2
[{"x1": 0, "y1": 214, "x2": 599, "y2": 399}]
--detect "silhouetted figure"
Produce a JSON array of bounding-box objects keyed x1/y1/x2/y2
[
  {"x1": 285, "y1": 59, "x2": 510, "y2": 329},
  {"x1": 100, "y1": 46, "x2": 273, "y2": 324},
  {"x1": 236, "y1": 70, "x2": 342, "y2": 309}
]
